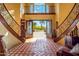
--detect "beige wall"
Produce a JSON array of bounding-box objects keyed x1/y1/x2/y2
[{"x1": 5, "y1": 3, "x2": 20, "y2": 25}]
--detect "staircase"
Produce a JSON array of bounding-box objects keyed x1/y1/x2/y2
[
  {"x1": 0, "y1": 4, "x2": 24, "y2": 42},
  {"x1": 0, "y1": 3, "x2": 79, "y2": 43},
  {"x1": 54, "y1": 3, "x2": 79, "y2": 42}
]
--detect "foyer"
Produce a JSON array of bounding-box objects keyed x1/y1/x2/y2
[{"x1": 0, "y1": 3, "x2": 79, "y2": 56}]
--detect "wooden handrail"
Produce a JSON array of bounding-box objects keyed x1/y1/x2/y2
[
  {"x1": 55, "y1": 4, "x2": 79, "y2": 42},
  {"x1": 0, "y1": 35, "x2": 5, "y2": 56}
]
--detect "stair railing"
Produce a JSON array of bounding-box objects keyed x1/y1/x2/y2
[{"x1": 55, "y1": 4, "x2": 79, "y2": 42}]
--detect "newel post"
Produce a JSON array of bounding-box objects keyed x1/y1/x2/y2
[
  {"x1": 0, "y1": 35, "x2": 5, "y2": 56},
  {"x1": 20, "y1": 19, "x2": 26, "y2": 40}
]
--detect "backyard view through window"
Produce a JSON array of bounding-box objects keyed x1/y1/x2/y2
[
  {"x1": 33, "y1": 20, "x2": 46, "y2": 32},
  {"x1": 26, "y1": 20, "x2": 52, "y2": 39},
  {"x1": 31, "y1": 20, "x2": 52, "y2": 39}
]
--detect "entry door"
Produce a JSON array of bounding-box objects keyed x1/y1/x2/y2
[
  {"x1": 46, "y1": 20, "x2": 52, "y2": 37},
  {"x1": 26, "y1": 20, "x2": 33, "y2": 35}
]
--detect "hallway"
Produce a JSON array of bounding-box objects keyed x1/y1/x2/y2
[{"x1": 8, "y1": 31, "x2": 62, "y2": 56}]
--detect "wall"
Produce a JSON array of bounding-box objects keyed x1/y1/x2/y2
[{"x1": 5, "y1": 3, "x2": 20, "y2": 25}]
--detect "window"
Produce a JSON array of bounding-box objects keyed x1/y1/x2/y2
[{"x1": 30, "y1": 3, "x2": 49, "y2": 13}]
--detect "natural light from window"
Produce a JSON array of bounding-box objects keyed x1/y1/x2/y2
[{"x1": 30, "y1": 3, "x2": 49, "y2": 13}]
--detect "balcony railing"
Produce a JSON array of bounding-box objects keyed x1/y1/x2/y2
[{"x1": 24, "y1": 5, "x2": 55, "y2": 14}]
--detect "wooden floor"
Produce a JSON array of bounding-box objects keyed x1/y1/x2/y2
[{"x1": 8, "y1": 38, "x2": 62, "y2": 56}]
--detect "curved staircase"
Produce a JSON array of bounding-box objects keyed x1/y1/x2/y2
[
  {"x1": 0, "y1": 3, "x2": 79, "y2": 43},
  {"x1": 0, "y1": 4, "x2": 24, "y2": 42},
  {"x1": 55, "y1": 3, "x2": 79, "y2": 42}
]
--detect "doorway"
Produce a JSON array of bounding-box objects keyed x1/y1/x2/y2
[{"x1": 25, "y1": 20, "x2": 52, "y2": 39}]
